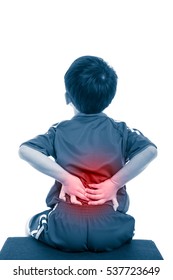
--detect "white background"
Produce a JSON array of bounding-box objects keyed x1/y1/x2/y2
[{"x1": 0, "y1": 0, "x2": 172, "y2": 261}]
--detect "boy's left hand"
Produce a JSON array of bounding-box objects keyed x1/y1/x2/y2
[
  {"x1": 59, "y1": 173, "x2": 89, "y2": 205},
  {"x1": 85, "y1": 179, "x2": 119, "y2": 209},
  {"x1": 59, "y1": 187, "x2": 83, "y2": 205}
]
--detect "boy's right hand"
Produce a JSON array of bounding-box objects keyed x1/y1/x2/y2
[
  {"x1": 85, "y1": 178, "x2": 119, "y2": 209},
  {"x1": 59, "y1": 174, "x2": 89, "y2": 205}
]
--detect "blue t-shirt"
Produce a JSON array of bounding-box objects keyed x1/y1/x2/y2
[{"x1": 21, "y1": 112, "x2": 156, "y2": 211}]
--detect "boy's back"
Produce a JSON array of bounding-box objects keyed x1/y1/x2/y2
[{"x1": 22, "y1": 111, "x2": 155, "y2": 211}]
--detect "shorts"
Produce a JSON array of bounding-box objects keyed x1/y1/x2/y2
[{"x1": 28, "y1": 201, "x2": 135, "y2": 252}]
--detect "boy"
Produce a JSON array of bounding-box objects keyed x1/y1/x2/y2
[{"x1": 19, "y1": 56, "x2": 157, "y2": 252}]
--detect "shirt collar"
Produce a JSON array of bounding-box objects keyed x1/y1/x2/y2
[{"x1": 73, "y1": 112, "x2": 107, "y2": 118}]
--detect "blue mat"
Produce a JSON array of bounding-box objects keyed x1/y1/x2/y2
[{"x1": 0, "y1": 237, "x2": 163, "y2": 260}]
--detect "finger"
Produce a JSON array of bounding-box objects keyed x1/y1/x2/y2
[
  {"x1": 70, "y1": 195, "x2": 82, "y2": 205},
  {"x1": 75, "y1": 187, "x2": 88, "y2": 198},
  {"x1": 78, "y1": 184, "x2": 86, "y2": 191},
  {"x1": 59, "y1": 190, "x2": 66, "y2": 201},
  {"x1": 87, "y1": 184, "x2": 98, "y2": 189},
  {"x1": 85, "y1": 188, "x2": 101, "y2": 195},
  {"x1": 76, "y1": 192, "x2": 89, "y2": 201},
  {"x1": 88, "y1": 183, "x2": 105, "y2": 189},
  {"x1": 112, "y1": 198, "x2": 119, "y2": 211},
  {"x1": 86, "y1": 193, "x2": 103, "y2": 200},
  {"x1": 88, "y1": 199, "x2": 106, "y2": 205}
]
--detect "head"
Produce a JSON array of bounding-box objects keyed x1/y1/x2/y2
[{"x1": 64, "y1": 56, "x2": 118, "y2": 114}]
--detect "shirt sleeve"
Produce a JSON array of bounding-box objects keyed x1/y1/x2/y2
[
  {"x1": 123, "y1": 125, "x2": 157, "y2": 162},
  {"x1": 20, "y1": 124, "x2": 58, "y2": 158}
]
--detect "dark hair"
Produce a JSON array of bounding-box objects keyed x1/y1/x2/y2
[{"x1": 64, "y1": 56, "x2": 118, "y2": 114}]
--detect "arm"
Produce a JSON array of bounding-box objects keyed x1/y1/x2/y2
[
  {"x1": 19, "y1": 145, "x2": 88, "y2": 204},
  {"x1": 111, "y1": 145, "x2": 158, "y2": 187},
  {"x1": 86, "y1": 145, "x2": 158, "y2": 205}
]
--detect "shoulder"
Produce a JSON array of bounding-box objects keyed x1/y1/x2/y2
[
  {"x1": 108, "y1": 117, "x2": 144, "y2": 135},
  {"x1": 49, "y1": 120, "x2": 71, "y2": 130},
  {"x1": 107, "y1": 117, "x2": 128, "y2": 135}
]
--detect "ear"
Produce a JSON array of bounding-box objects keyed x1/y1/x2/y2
[{"x1": 65, "y1": 92, "x2": 71, "y2": 105}]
